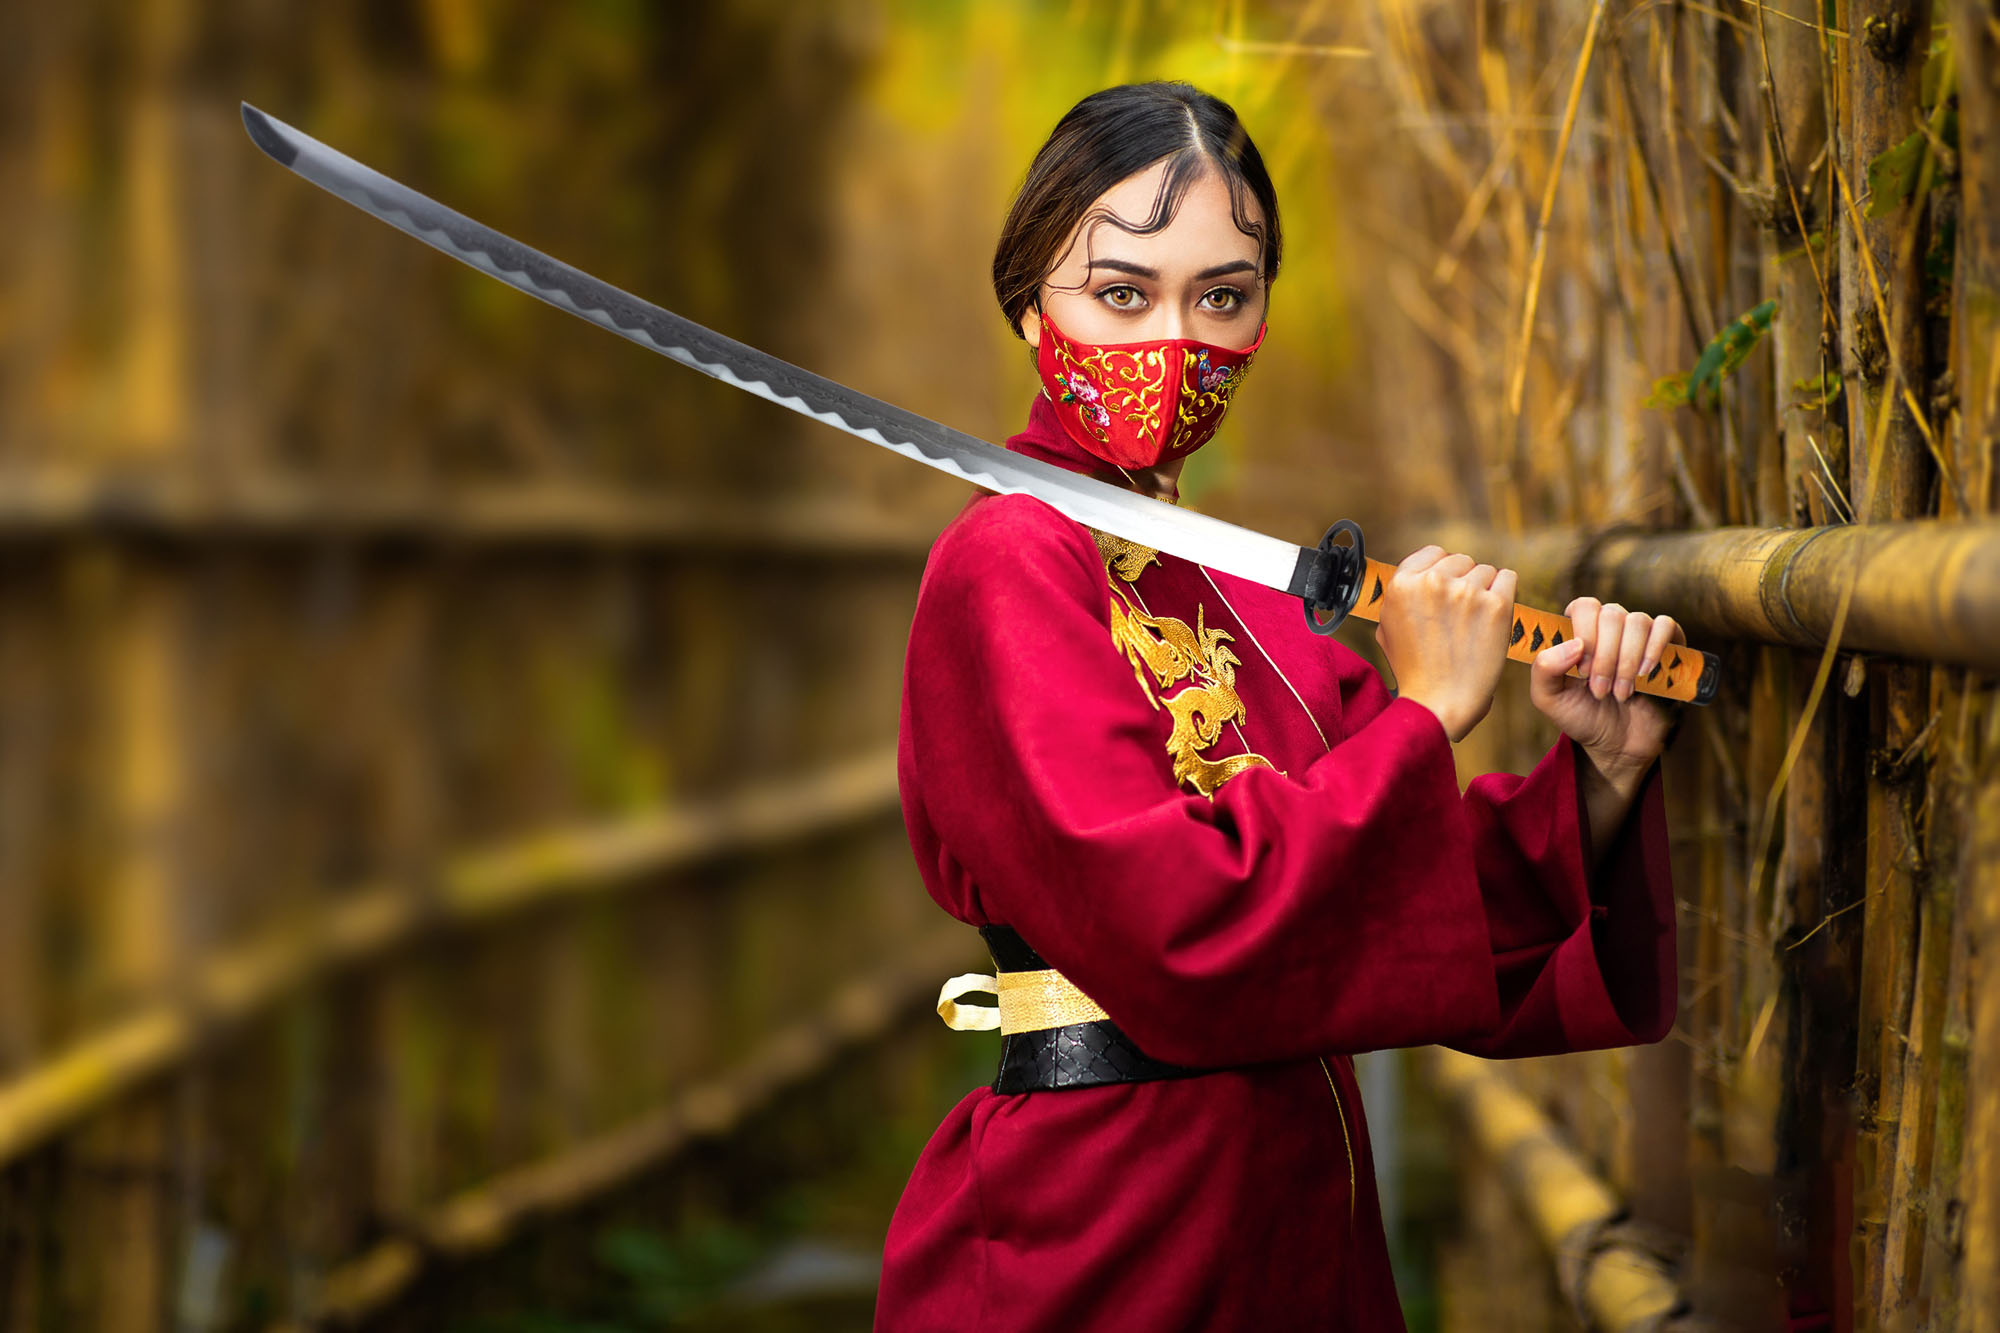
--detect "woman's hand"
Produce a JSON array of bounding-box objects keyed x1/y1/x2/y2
[
  {"x1": 1373, "y1": 545, "x2": 1516, "y2": 743},
  {"x1": 1529, "y1": 596, "x2": 1685, "y2": 793}
]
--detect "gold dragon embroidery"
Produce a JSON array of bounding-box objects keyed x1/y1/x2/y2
[{"x1": 1091, "y1": 529, "x2": 1278, "y2": 799}]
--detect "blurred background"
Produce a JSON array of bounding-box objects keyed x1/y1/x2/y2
[{"x1": 6, "y1": 0, "x2": 2000, "y2": 1330}]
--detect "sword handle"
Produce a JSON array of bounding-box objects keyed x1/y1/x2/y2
[{"x1": 1342, "y1": 556, "x2": 1719, "y2": 706}]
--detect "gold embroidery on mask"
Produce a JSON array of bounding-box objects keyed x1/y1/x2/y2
[
  {"x1": 1089, "y1": 529, "x2": 1278, "y2": 799},
  {"x1": 1052, "y1": 341, "x2": 1171, "y2": 442},
  {"x1": 1167, "y1": 346, "x2": 1254, "y2": 454}
]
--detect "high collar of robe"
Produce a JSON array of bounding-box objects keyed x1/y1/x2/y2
[{"x1": 1004, "y1": 389, "x2": 1183, "y2": 504}]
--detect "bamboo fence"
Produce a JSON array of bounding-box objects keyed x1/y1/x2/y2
[
  {"x1": 13, "y1": 0, "x2": 2000, "y2": 1329},
  {"x1": 0, "y1": 2, "x2": 987, "y2": 1328},
  {"x1": 1240, "y1": 1, "x2": 2000, "y2": 1328}
]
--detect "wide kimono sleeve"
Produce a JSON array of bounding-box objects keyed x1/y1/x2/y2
[
  {"x1": 1336, "y1": 648, "x2": 1679, "y2": 1059},
  {"x1": 899, "y1": 493, "x2": 1675, "y2": 1069}
]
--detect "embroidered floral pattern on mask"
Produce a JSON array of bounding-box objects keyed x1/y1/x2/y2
[
  {"x1": 1036, "y1": 311, "x2": 1263, "y2": 469},
  {"x1": 1052, "y1": 343, "x2": 1170, "y2": 443},
  {"x1": 1057, "y1": 372, "x2": 1110, "y2": 430},
  {"x1": 1089, "y1": 529, "x2": 1278, "y2": 799}
]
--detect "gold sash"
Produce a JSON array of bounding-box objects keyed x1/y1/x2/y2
[{"x1": 936, "y1": 968, "x2": 1111, "y2": 1035}]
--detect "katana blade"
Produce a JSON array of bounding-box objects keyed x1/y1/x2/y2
[
  {"x1": 237, "y1": 102, "x2": 1312, "y2": 597},
  {"x1": 240, "y1": 103, "x2": 1722, "y2": 704}
]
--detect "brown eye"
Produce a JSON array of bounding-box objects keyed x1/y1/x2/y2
[
  {"x1": 1202, "y1": 288, "x2": 1244, "y2": 311},
  {"x1": 1099, "y1": 285, "x2": 1142, "y2": 309}
]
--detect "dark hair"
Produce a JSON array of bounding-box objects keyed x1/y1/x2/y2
[{"x1": 992, "y1": 82, "x2": 1281, "y2": 338}]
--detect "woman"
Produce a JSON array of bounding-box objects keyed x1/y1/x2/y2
[{"x1": 877, "y1": 82, "x2": 1680, "y2": 1332}]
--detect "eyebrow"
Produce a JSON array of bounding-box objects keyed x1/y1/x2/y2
[{"x1": 1086, "y1": 258, "x2": 1260, "y2": 281}]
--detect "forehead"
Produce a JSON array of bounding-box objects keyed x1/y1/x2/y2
[{"x1": 1071, "y1": 158, "x2": 1265, "y2": 265}]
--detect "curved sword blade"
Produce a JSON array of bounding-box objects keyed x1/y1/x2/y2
[{"x1": 239, "y1": 102, "x2": 1309, "y2": 594}]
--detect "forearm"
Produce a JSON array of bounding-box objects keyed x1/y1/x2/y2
[{"x1": 1575, "y1": 744, "x2": 1649, "y2": 875}]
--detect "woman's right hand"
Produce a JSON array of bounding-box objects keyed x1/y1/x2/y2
[{"x1": 1372, "y1": 545, "x2": 1517, "y2": 743}]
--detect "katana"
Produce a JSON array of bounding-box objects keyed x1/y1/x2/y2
[{"x1": 240, "y1": 102, "x2": 1719, "y2": 706}]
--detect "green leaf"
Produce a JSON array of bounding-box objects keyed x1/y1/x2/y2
[
  {"x1": 1689, "y1": 298, "x2": 1778, "y2": 408},
  {"x1": 1867, "y1": 129, "x2": 1927, "y2": 218},
  {"x1": 1645, "y1": 373, "x2": 1691, "y2": 411},
  {"x1": 1645, "y1": 299, "x2": 1778, "y2": 412},
  {"x1": 1922, "y1": 27, "x2": 1953, "y2": 110},
  {"x1": 1788, "y1": 371, "x2": 1841, "y2": 412},
  {"x1": 1776, "y1": 229, "x2": 1828, "y2": 264}
]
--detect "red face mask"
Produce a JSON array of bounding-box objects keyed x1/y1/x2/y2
[{"x1": 1034, "y1": 309, "x2": 1266, "y2": 471}]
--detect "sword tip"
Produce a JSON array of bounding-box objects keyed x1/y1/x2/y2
[{"x1": 240, "y1": 102, "x2": 299, "y2": 168}]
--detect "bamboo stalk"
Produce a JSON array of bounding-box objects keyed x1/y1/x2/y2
[
  {"x1": 1920, "y1": 851, "x2": 1974, "y2": 1328},
  {"x1": 1419, "y1": 518, "x2": 2000, "y2": 668},
  {"x1": 1429, "y1": 1048, "x2": 1717, "y2": 1332},
  {"x1": 1746, "y1": 12, "x2": 1845, "y2": 1319},
  {"x1": 1771, "y1": 646, "x2": 1864, "y2": 1321},
  {"x1": 1506, "y1": 0, "x2": 1611, "y2": 424},
  {"x1": 1759, "y1": 0, "x2": 1839, "y2": 527},
  {"x1": 1843, "y1": 0, "x2": 1935, "y2": 523},
  {"x1": 1880, "y1": 671, "x2": 1961, "y2": 1317},
  {"x1": 0, "y1": 748, "x2": 900, "y2": 1169},
  {"x1": 1841, "y1": 9, "x2": 1935, "y2": 1321},
  {"x1": 1948, "y1": 7, "x2": 2000, "y2": 1326},
  {"x1": 0, "y1": 473, "x2": 939, "y2": 556},
  {"x1": 1959, "y1": 0, "x2": 2000, "y2": 518},
  {"x1": 1938, "y1": 12, "x2": 2000, "y2": 1326},
  {"x1": 1957, "y1": 710, "x2": 2000, "y2": 1332},
  {"x1": 265, "y1": 919, "x2": 981, "y2": 1332}
]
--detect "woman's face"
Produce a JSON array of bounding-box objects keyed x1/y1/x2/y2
[{"x1": 1021, "y1": 158, "x2": 1268, "y2": 351}]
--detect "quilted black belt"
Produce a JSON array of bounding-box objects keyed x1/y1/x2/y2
[{"x1": 934, "y1": 925, "x2": 1204, "y2": 1093}]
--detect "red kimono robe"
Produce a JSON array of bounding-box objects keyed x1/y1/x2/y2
[{"x1": 875, "y1": 394, "x2": 1677, "y2": 1332}]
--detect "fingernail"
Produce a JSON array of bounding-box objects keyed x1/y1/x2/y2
[
  {"x1": 1615, "y1": 679, "x2": 1633, "y2": 702},
  {"x1": 1639, "y1": 655, "x2": 1657, "y2": 677},
  {"x1": 1592, "y1": 674, "x2": 1611, "y2": 698}
]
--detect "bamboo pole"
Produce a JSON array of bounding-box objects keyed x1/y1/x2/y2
[
  {"x1": 1960, "y1": 0, "x2": 2000, "y2": 518},
  {"x1": 73, "y1": 564, "x2": 186, "y2": 1333},
  {"x1": 1429, "y1": 1048, "x2": 1717, "y2": 1333},
  {"x1": 1748, "y1": 8, "x2": 1850, "y2": 1322},
  {"x1": 0, "y1": 748, "x2": 900, "y2": 1170},
  {"x1": 1843, "y1": 0, "x2": 1934, "y2": 525},
  {"x1": 1881, "y1": 672, "x2": 1962, "y2": 1321},
  {"x1": 1420, "y1": 518, "x2": 2000, "y2": 668},
  {"x1": 1957, "y1": 717, "x2": 2000, "y2": 1333},
  {"x1": 1921, "y1": 861, "x2": 1975, "y2": 1330},
  {"x1": 1761, "y1": 0, "x2": 1839, "y2": 527},
  {"x1": 0, "y1": 474, "x2": 939, "y2": 557},
  {"x1": 1949, "y1": 6, "x2": 2000, "y2": 1326},
  {"x1": 265, "y1": 919, "x2": 980, "y2": 1332},
  {"x1": 1934, "y1": 11, "x2": 2000, "y2": 1327},
  {"x1": 1842, "y1": 8, "x2": 1934, "y2": 1320},
  {"x1": 1752, "y1": 5, "x2": 1856, "y2": 1296},
  {"x1": 1772, "y1": 660, "x2": 1866, "y2": 1323}
]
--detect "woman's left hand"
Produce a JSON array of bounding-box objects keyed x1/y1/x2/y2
[{"x1": 1528, "y1": 597, "x2": 1685, "y2": 789}]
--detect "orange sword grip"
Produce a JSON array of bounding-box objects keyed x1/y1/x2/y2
[{"x1": 1332, "y1": 557, "x2": 1719, "y2": 705}]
